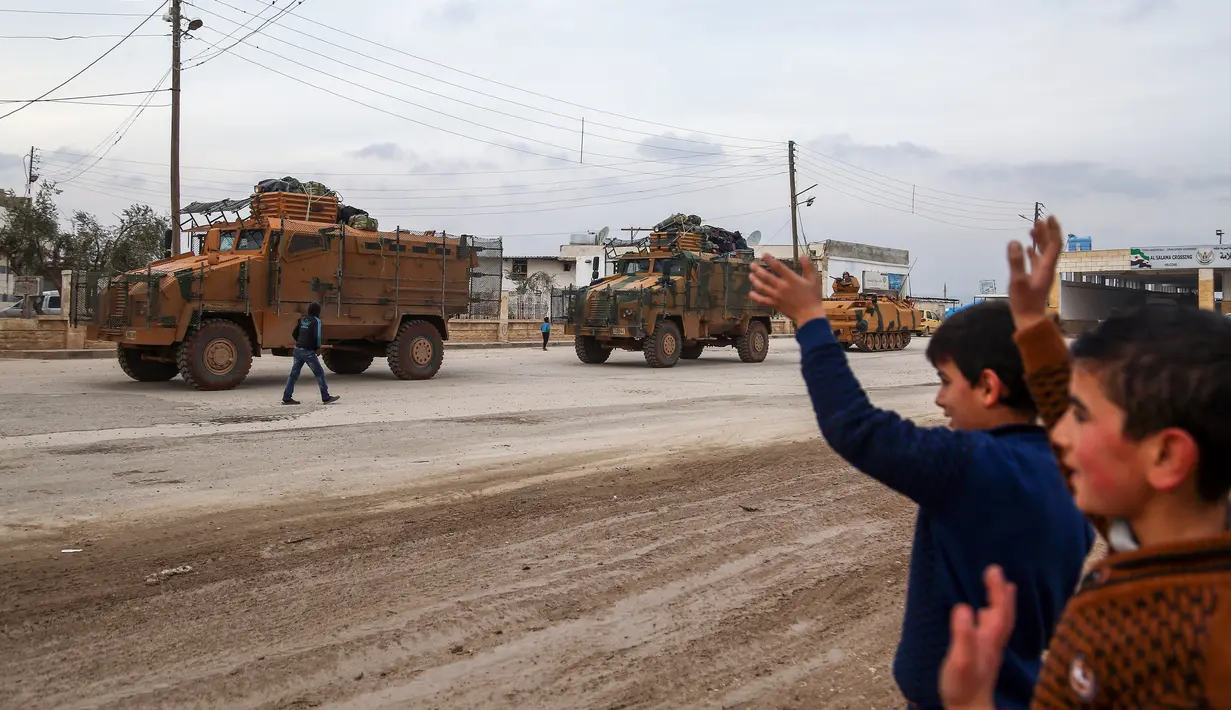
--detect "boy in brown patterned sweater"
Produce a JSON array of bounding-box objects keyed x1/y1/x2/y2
[{"x1": 939, "y1": 216, "x2": 1231, "y2": 710}]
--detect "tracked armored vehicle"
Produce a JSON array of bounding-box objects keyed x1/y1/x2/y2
[
  {"x1": 558, "y1": 215, "x2": 774, "y2": 368},
  {"x1": 73, "y1": 184, "x2": 498, "y2": 390},
  {"x1": 824, "y1": 272, "x2": 924, "y2": 352}
]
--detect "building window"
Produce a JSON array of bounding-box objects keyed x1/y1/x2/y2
[
  {"x1": 511, "y1": 258, "x2": 528, "y2": 280},
  {"x1": 562, "y1": 261, "x2": 572, "y2": 272}
]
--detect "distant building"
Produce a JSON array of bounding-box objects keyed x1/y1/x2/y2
[
  {"x1": 755, "y1": 239, "x2": 910, "y2": 297},
  {"x1": 1066, "y1": 234, "x2": 1093, "y2": 252}
]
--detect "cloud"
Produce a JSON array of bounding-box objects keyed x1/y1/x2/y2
[
  {"x1": 425, "y1": 0, "x2": 479, "y2": 26},
  {"x1": 632, "y1": 132, "x2": 728, "y2": 164},
  {"x1": 805, "y1": 135, "x2": 941, "y2": 164},
  {"x1": 1110, "y1": 0, "x2": 1173, "y2": 24},
  {"x1": 351, "y1": 143, "x2": 408, "y2": 161},
  {"x1": 948, "y1": 161, "x2": 1171, "y2": 199}
]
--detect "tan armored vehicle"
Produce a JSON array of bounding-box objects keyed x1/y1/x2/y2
[
  {"x1": 824, "y1": 271, "x2": 924, "y2": 352},
  {"x1": 559, "y1": 215, "x2": 774, "y2": 367},
  {"x1": 73, "y1": 185, "x2": 498, "y2": 390}
]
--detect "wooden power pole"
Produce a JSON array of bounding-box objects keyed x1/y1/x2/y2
[
  {"x1": 170, "y1": 0, "x2": 183, "y2": 255},
  {"x1": 788, "y1": 140, "x2": 800, "y2": 268}
]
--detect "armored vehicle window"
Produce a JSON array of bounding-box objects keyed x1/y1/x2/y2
[
  {"x1": 653, "y1": 259, "x2": 684, "y2": 276},
  {"x1": 288, "y1": 233, "x2": 323, "y2": 253},
  {"x1": 219, "y1": 230, "x2": 237, "y2": 250},
  {"x1": 236, "y1": 229, "x2": 266, "y2": 251},
  {"x1": 621, "y1": 259, "x2": 650, "y2": 275}
]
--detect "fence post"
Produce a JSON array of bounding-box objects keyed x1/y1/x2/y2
[
  {"x1": 498, "y1": 292, "x2": 509, "y2": 342},
  {"x1": 59, "y1": 269, "x2": 73, "y2": 322}
]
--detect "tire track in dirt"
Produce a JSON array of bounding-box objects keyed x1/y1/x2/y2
[{"x1": 0, "y1": 440, "x2": 914, "y2": 710}]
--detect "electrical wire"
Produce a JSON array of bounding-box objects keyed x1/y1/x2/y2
[
  {"x1": 0, "y1": 89, "x2": 171, "y2": 103},
  {"x1": 0, "y1": 1, "x2": 169, "y2": 122},
  {"x1": 192, "y1": 0, "x2": 779, "y2": 149},
  {"x1": 187, "y1": 0, "x2": 306, "y2": 68},
  {"x1": 186, "y1": 0, "x2": 769, "y2": 154},
  {"x1": 795, "y1": 144, "x2": 1028, "y2": 206},
  {"x1": 0, "y1": 33, "x2": 166, "y2": 40},
  {"x1": 0, "y1": 9, "x2": 151, "y2": 16},
  {"x1": 797, "y1": 170, "x2": 1025, "y2": 232}
]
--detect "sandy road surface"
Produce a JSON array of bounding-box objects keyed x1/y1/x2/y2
[{"x1": 1, "y1": 341, "x2": 940, "y2": 708}]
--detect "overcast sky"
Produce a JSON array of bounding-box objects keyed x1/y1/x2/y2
[{"x1": 2, "y1": 0, "x2": 1228, "y2": 303}]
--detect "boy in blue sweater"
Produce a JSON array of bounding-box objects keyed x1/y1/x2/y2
[{"x1": 749, "y1": 254, "x2": 1094, "y2": 710}]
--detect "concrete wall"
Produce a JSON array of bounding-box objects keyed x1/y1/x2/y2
[
  {"x1": 823, "y1": 239, "x2": 910, "y2": 266},
  {"x1": 502, "y1": 257, "x2": 574, "y2": 292},
  {"x1": 449, "y1": 318, "x2": 796, "y2": 342},
  {"x1": 0, "y1": 316, "x2": 93, "y2": 350},
  {"x1": 1057, "y1": 249, "x2": 1133, "y2": 272}
]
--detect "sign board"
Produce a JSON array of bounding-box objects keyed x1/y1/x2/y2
[
  {"x1": 886, "y1": 273, "x2": 905, "y2": 292},
  {"x1": 12, "y1": 276, "x2": 42, "y2": 297},
  {"x1": 979, "y1": 279, "x2": 996, "y2": 294},
  {"x1": 861, "y1": 271, "x2": 889, "y2": 290},
  {"x1": 1130, "y1": 245, "x2": 1231, "y2": 269}
]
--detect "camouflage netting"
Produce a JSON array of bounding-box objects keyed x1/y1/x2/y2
[{"x1": 652, "y1": 212, "x2": 749, "y2": 253}]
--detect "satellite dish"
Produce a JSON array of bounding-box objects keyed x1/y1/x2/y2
[
  {"x1": 597, "y1": 226, "x2": 610, "y2": 243},
  {"x1": 746, "y1": 230, "x2": 762, "y2": 246}
]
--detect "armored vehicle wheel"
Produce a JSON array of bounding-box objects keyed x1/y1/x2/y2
[
  {"x1": 680, "y1": 343, "x2": 705, "y2": 360},
  {"x1": 177, "y1": 319, "x2": 254, "y2": 391},
  {"x1": 736, "y1": 320, "x2": 770, "y2": 363},
  {"x1": 901, "y1": 332, "x2": 912, "y2": 347},
  {"x1": 388, "y1": 320, "x2": 444, "y2": 380},
  {"x1": 322, "y1": 349, "x2": 374, "y2": 375},
  {"x1": 575, "y1": 335, "x2": 611, "y2": 364},
  {"x1": 643, "y1": 319, "x2": 682, "y2": 368},
  {"x1": 117, "y1": 347, "x2": 178, "y2": 382}
]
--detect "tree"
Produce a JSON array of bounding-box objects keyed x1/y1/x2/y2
[
  {"x1": 0, "y1": 181, "x2": 63, "y2": 284},
  {"x1": 108, "y1": 204, "x2": 168, "y2": 273},
  {"x1": 511, "y1": 270, "x2": 556, "y2": 295}
]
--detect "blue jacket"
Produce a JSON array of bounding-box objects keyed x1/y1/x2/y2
[{"x1": 795, "y1": 318, "x2": 1094, "y2": 710}]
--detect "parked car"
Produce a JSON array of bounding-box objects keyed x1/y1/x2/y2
[{"x1": 0, "y1": 291, "x2": 61, "y2": 317}]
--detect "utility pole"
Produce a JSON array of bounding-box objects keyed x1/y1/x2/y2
[
  {"x1": 170, "y1": 0, "x2": 183, "y2": 255},
  {"x1": 788, "y1": 140, "x2": 800, "y2": 268},
  {"x1": 1019, "y1": 201, "x2": 1046, "y2": 224},
  {"x1": 23, "y1": 146, "x2": 36, "y2": 198}
]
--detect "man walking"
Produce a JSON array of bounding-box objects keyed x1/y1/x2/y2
[
  {"x1": 283, "y1": 302, "x2": 340, "y2": 405},
  {"x1": 541, "y1": 316, "x2": 551, "y2": 350}
]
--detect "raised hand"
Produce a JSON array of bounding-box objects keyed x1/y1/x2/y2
[
  {"x1": 1007, "y1": 215, "x2": 1063, "y2": 331},
  {"x1": 939, "y1": 565, "x2": 1018, "y2": 710},
  {"x1": 749, "y1": 252, "x2": 828, "y2": 326}
]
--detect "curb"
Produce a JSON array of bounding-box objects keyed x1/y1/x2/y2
[
  {"x1": 0, "y1": 335, "x2": 799, "y2": 360},
  {"x1": 0, "y1": 349, "x2": 117, "y2": 360}
]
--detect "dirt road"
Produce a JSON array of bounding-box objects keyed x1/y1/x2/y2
[{"x1": 1, "y1": 342, "x2": 935, "y2": 708}]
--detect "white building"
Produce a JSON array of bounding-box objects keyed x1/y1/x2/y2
[{"x1": 755, "y1": 239, "x2": 911, "y2": 296}]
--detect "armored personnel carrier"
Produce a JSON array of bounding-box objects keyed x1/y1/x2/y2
[
  {"x1": 558, "y1": 214, "x2": 774, "y2": 368},
  {"x1": 824, "y1": 271, "x2": 923, "y2": 352},
  {"x1": 72, "y1": 182, "x2": 497, "y2": 390}
]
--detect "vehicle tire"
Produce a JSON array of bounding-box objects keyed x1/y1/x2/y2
[
  {"x1": 387, "y1": 320, "x2": 444, "y2": 380},
  {"x1": 574, "y1": 334, "x2": 611, "y2": 364},
  {"x1": 177, "y1": 319, "x2": 254, "y2": 391},
  {"x1": 901, "y1": 331, "x2": 912, "y2": 348},
  {"x1": 322, "y1": 349, "x2": 374, "y2": 375},
  {"x1": 922, "y1": 326, "x2": 932, "y2": 337},
  {"x1": 680, "y1": 342, "x2": 705, "y2": 360},
  {"x1": 736, "y1": 320, "x2": 770, "y2": 363},
  {"x1": 117, "y1": 347, "x2": 178, "y2": 382},
  {"x1": 643, "y1": 319, "x2": 682, "y2": 368}
]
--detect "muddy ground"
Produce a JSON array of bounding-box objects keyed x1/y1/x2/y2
[{"x1": 1, "y1": 342, "x2": 935, "y2": 708}]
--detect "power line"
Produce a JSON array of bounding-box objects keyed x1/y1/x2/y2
[
  {"x1": 0, "y1": 89, "x2": 171, "y2": 103},
  {"x1": 0, "y1": 33, "x2": 166, "y2": 40},
  {"x1": 797, "y1": 170, "x2": 1025, "y2": 232},
  {"x1": 188, "y1": 0, "x2": 306, "y2": 68},
  {"x1": 0, "y1": 9, "x2": 151, "y2": 16},
  {"x1": 186, "y1": 0, "x2": 768, "y2": 154},
  {"x1": 194, "y1": 0, "x2": 779, "y2": 149},
  {"x1": 188, "y1": 32, "x2": 736, "y2": 166},
  {"x1": 794, "y1": 144, "x2": 1028, "y2": 206},
  {"x1": 793, "y1": 156, "x2": 1027, "y2": 219},
  {"x1": 0, "y1": 1, "x2": 169, "y2": 122}
]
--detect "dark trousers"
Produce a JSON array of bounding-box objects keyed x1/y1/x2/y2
[
  {"x1": 283, "y1": 347, "x2": 330, "y2": 401},
  {"x1": 542, "y1": 331, "x2": 549, "y2": 349}
]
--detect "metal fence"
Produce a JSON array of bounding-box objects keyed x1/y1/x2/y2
[{"x1": 465, "y1": 235, "x2": 504, "y2": 319}]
